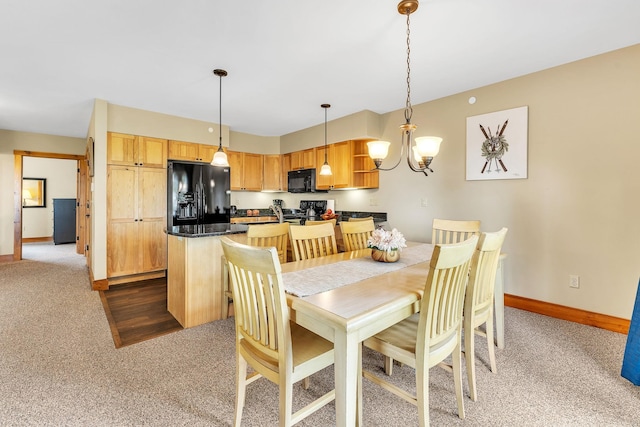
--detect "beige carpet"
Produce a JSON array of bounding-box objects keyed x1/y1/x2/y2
[{"x1": 1, "y1": 242, "x2": 639, "y2": 426}]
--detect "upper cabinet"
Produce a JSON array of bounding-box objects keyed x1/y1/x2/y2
[
  {"x1": 107, "y1": 133, "x2": 167, "y2": 168},
  {"x1": 351, "y1": 139, "x2": 379, "y2": 189},
  {"x1": 228, "y1": 151, "x2": 263, "y2": 191},
  {"x1": 290, "y1": 148, "x2": 316, "y2": 170},
  {"x1": 263, "y1": 155, "x2": 283, "y2": 191},
  {"x1": 168, "y1": 140, "x2": 216, "y2": 163},
  {"x1": 281, "y1": 154, "x2": 291, "y2": 192},
  {"x1": 316, "y1": 141, "x2": 352, "y2": 190}
]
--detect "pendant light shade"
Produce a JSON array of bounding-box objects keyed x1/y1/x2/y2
[
  {"x1": 319, "y1": 103, "x2": 332, "y2": 176},
  {"x1": 211, "y1": 68, "x2": 229, "y2": 167}
]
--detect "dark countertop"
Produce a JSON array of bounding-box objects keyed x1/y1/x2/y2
[{"x1": 166, "y1": 223, "x2": 249, "y2": 238}]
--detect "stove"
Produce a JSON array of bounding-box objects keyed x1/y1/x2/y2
[
  {"x1": 299, "y1": 200, "x2": 327, "y2": 214},
  {"x1": 282, "y1": 200, "x2": 328, "y2": 224}
]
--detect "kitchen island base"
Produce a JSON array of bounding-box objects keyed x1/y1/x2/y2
[{"x1": 167, "y1": 234, "x2": 226, "y2": 328}]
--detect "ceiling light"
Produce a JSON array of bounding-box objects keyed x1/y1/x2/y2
[
  {"x1": 319, "y1": 103, "x2": 332, "y2": 176},
  {"x1": 211, "y1": 69, "x2": 230, "y2": 167},
  {"x1": 367, "y1": 0, "x2": 442, "y2": 176}
]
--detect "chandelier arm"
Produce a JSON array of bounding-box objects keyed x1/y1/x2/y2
[{"x1": 372, "y1": 140, "x2": 405, "y2": 171}]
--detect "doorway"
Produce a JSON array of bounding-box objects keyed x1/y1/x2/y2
[{"x1": 13, "y1": 150, "x2": 86, "y2": 261}]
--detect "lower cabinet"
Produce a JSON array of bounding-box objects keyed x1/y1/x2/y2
[{"x1": 107, "y1": 165, "x2": 167, "y2": 279}]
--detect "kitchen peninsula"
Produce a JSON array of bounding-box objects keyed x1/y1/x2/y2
[{"x1": 166, "y1": 223, "x2": 248, "y2": 328}]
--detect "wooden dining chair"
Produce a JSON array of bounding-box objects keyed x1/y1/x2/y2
[
  {"x1": 464, "y1": 227, "x2": 508, "y2": 402},
  {"x1": 339, "y1": 218, "x2": 375, "y2": 252},
  {"x1": 247, "y1": 222, "x2": 290, "y2": 264},
  {"x1": 220, "y1": 237, "x2": 335, "y2": 427},
  {"x1": 289, "y1": 222, "x2": 338, "y2": 261},
  {"x1": 221, "y1": 223, "x2": 291, "y2": 319},
  {"x1": 431, "y1": 218, "x2": 481, "y2": 244},
  {"x1": 362, "y1": 235, "x2": 478, "y2": 426}
]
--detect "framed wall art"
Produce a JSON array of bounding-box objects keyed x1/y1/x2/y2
[{"x1": 466, "y1": 106, "x2": 528, "y2": 180}]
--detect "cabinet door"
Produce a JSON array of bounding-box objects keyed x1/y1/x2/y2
[
  {"x1": 281, "y1": 154, "x2": 291, "y2": 191},
  {"x1": 138, "y1": 136, "x2": 167, "y2": 168},
  {"x1": 107, "y1": 165, "x2": 139, "y2": 277},
  {"x1": 139, "y1": 168, "x2": 167, "y2": 221},
  {"x1": 168, "y1": 140, "x2": 199, "y2": 161},
  {"x1": 227, "y1": 151, "x2": 243, "y2": 190},
  {"x1": 107, "y1": 133, "x2": 137, "y2": 165},
  {"x1": 199, "y1": 145, "x2": 217, "y2": 163},
  {"x1": 139, "y1": 168, "x2": 167, "y2": 271},
  {"x1": 290, "y1": 151, "x2": 303, "y2": 170},
  {"x1": 331, "y1": 141, "x2": 352, "y2": 189},
  {"x1": 302, "y1": 148, "x2": 316, "y2": 169},
  {"x1": 141, "y1": 220, "x2": 167, "y2": 272},
  {"x1": 242, "y1": 153, "x2": 264, "y2": 191},
  {"x1": 315, "y1": 146, "x2": 334, "y2": 190},
  {"x1": 263, "y1": 155, "x2": 282, "y2": 191}
]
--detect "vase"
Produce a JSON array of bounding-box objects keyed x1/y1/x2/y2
[{"x1": 371, "y1": 248, "x2": 400, "y2": 263}]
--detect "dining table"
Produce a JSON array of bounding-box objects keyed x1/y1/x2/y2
[{"x1": 280, "y1": 242, "x2": 507, "y2": 427}]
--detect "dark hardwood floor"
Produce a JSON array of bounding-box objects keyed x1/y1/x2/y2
[{"x1": 99, "y1": 278, "x2": 182, "y2": 348}]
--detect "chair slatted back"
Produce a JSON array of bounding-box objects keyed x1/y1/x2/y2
[
  {"x1": 340, "y1": 218, "x2": 375, "y2": 252},
  {"x1": 349, "y1": 216, "x2": 374, "y2": 222},
  {"x1": 418, "y1": 236, "x2": 478, "y2": 352},
  {"x1": 289, "y1": 222, "x2": 338, "y2": 261},
  {"x1": 305, "y1": 218, "x2": 337, "y2": 227},
  {"x1": 432, "y1": 218, "x2": 481, "y2": 244},
  {"x1": 466, "y1": 228, "x2": 508, "y2": 317},
  {"x1": 221, "y1": 238, "x2": 289, "y2": 363},
  {"x1": 247, "y1": 222, "x2": 290, "y2": 264}
]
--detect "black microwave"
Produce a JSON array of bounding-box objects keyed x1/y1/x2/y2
[{"x1": 288, "y1": 168, "x2": 321, "y2": 193}]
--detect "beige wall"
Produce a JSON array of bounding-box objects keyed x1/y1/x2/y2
[
  {"x1": 3, "y1": 44, "x2": 639, "y2": 320},
  {"x1": 370, "y1": 44, "x2": 640, "y2": 319}
]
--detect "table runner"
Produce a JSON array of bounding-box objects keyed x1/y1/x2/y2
[{"x1": 282, "y1": 243, "x2": 434, "y2": 297}]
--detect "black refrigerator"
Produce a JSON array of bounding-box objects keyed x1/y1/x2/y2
[{"x1": 167, "y1": 161, "x2": 231, "y2": 228}]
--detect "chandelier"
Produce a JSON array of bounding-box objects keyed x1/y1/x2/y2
[
  {"x1": 367, "y1": 0, "x2": 442, "y2": 176},
  {"x1": 211, "y1": 68, "x2": 230, "y2": 167}
]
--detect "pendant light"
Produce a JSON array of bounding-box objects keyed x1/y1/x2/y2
[
  {"x1": 211, "y1": 68, "x2": 230, "y2": 167},
  {"x1": 319, "y1": 103, "x2": 333, "y2": 176},
  {"x1": 367, "y1": 0, "x2": 442, "y2": 176}
]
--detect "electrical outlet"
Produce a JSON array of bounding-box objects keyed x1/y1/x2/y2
[
  {"x1": 369, "y1": 198, "x2": 378, "y2": 206},
  {"x1": 569, "y1": 275, "x2": 580, "y2": 289},
  {"x1": 420, "y1": 197, "x2": 428, "y2": 207}
]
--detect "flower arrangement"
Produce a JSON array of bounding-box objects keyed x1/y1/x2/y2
[{"x1": 367, "y1": 228, "x2": 407, "y2": 252}]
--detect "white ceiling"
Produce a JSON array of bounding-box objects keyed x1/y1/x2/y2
[{"x1": 1, "y1": 0, "x2": 639, "y2": 139}]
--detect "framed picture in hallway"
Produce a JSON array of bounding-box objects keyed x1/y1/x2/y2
[{"x1": 466, "y1": 106, "x2": 528, "y2": 180}]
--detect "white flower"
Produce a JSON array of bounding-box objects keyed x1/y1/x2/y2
[{"x1": 367, "y1": 228, "x2": 407, "y2": 252}]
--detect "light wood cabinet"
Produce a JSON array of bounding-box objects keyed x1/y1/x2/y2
[
  {"x1": 263, "y1": 154, "x2": 283, "y2": 191},
  {"x1": 167, "y1": 234, "x2": 224, "y2": 328},
  {"x1": 107, "y1": 165, "x2": 167, "y2": 278},
  {"x1": 351, "y1": 139, "x2": 379, "y2": 189},
  {"x1": 281, "y1": 154, "x2": 291, "y2": 192},
  {"x1": 315, "y1": 141, "x2": 352, "y2": 190},
  {"x1": 290, "y1": 148, "x2": 316, "y2": 170},
  {"x1": 228, "y1": 151, "x2": 264, "y2": 191},
  {"x1": 168, "y1": 140, "x2": 217, "y2": 163},
  {"x1": 107, "y1": 133, "x2": 167, "y2": 168}
]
